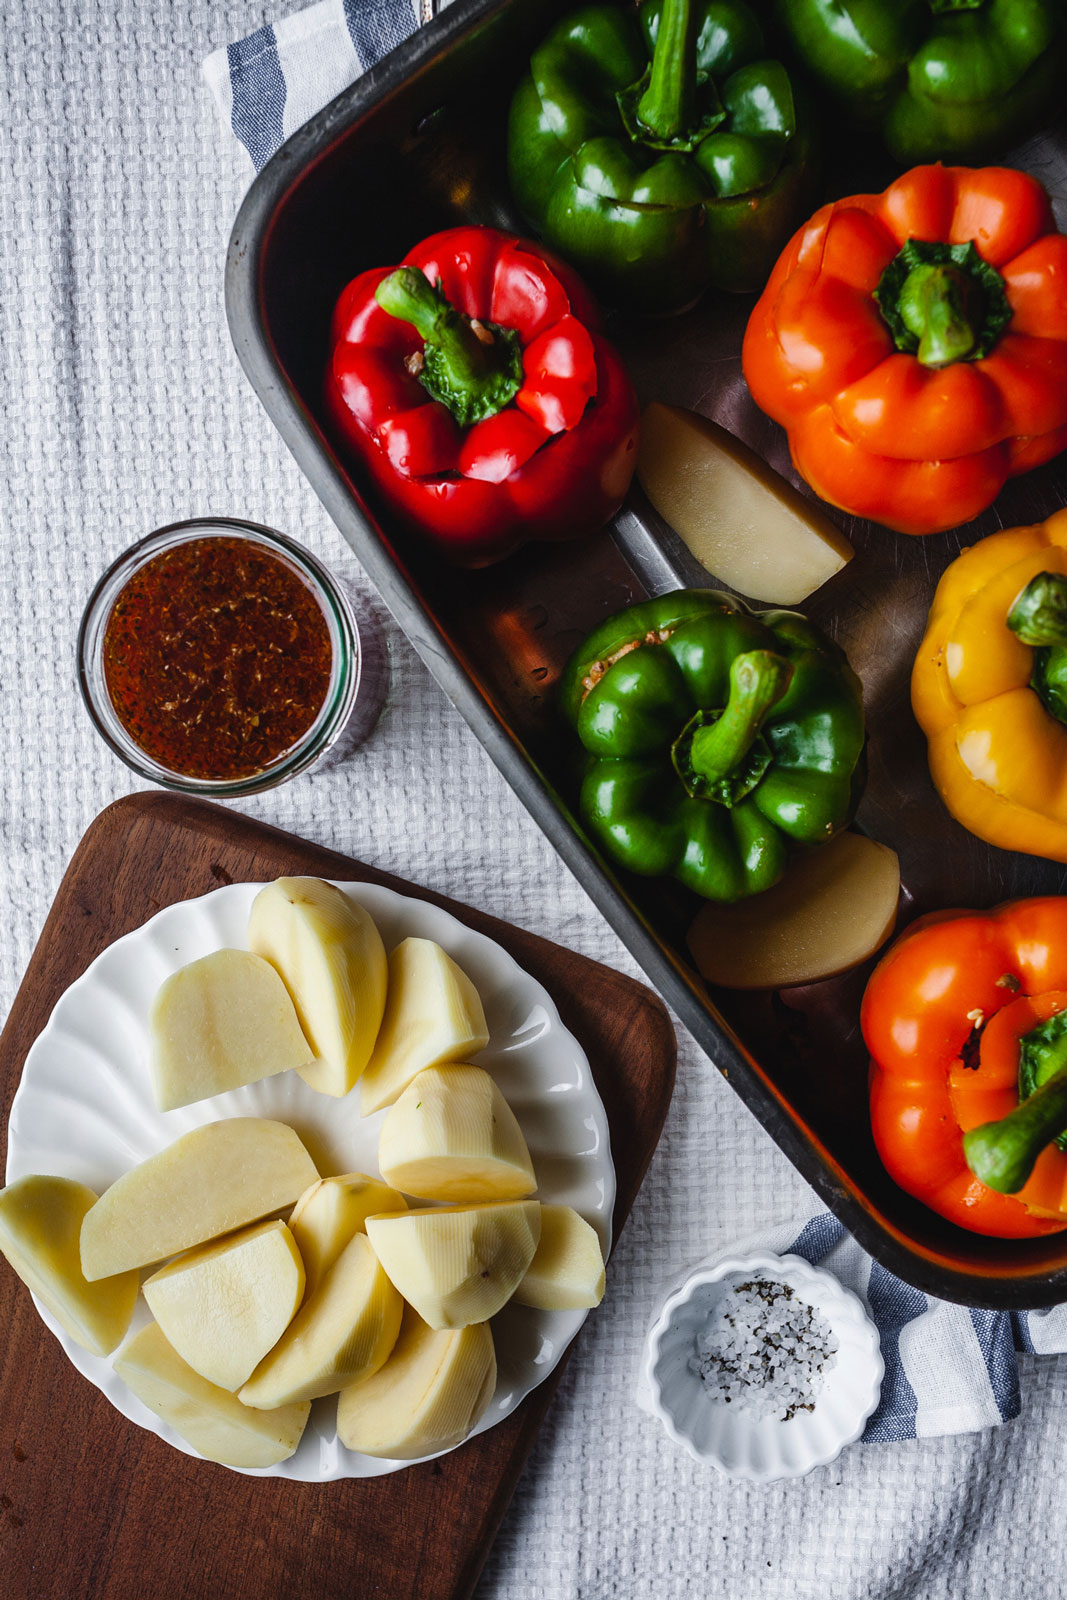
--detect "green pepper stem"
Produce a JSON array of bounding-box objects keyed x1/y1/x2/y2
[
  {"x1": 963, "y1": 1061, "x2": 1067, "y2": 1195},
  {"x1": 688, "y1": 651, "x2": 793, "y2": 784},
  {"x1": 374, "y1": 268, "x2": 522, "y2": 428},
  {"x1": 1007, "y1": 573, "x2": 1067, "y2": 650},
  {"x1": 874, "y1": 240, "x2": 1011, "y2": 367},
  {"x1": 637, "y1": 0, "x2": 695, "y2": 143},
  {"x1": 898, "y1": 262, "x2": 977, "y2": 367}
]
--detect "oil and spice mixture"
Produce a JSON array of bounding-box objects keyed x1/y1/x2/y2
[{"x1": 102, "y1": 537, "x2": 333, "y2": 781}]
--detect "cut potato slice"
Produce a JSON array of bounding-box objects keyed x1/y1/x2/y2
[
  {"x1": 360, "y1": 938, "x2": 489, "y2": 1115},
  {"x1": 637, "y1": 402, "x2": 853, "y2": 605},
  {"x1": 248, "y1": 878, "x2": 387, "y2": 1097},
  {"x1": 143, "y1": 1219, "x2": 305, "y2": 1391},
  {"x1": 687, "y1": 831, "x2": 900, "y2": 990},
  {"x1": 0, "y1": 1175, "x2": 138, "y2": 1357},
  {"x1": 288, "y1": 1174, "x2": 407, "y2": 1298},
  {"x1": 239, "y1": 1233, "x2": 402, "y2": 1408},
  {"x1": 149, "y1": 948, "x2": 313, "y2": 1111},
  {"x1": 115, "y1": 1321, "x2": 310, "y2": 1469},
  {"x1": 366, "y1": 1201, "x2": 541, "y2": 1330},
  {"x1": 337, "y1": 1304, "x2": 496, "y2": 1460},
  {"x1": 378, "y1": 1065, "x2": 536, "y2": 1203},
  {"x1": 513, "y1": 1205, "x2": 605, "y2": 1311},
  {"x1": 80, "y1": 1119, "x2": 318, "y2": 1281}
]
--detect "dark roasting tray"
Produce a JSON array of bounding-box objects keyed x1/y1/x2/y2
[{"x1": 225, "y1": 0, "x2": 1067, "y2": 1306}]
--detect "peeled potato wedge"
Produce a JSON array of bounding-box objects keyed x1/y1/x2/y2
[
  {"x1": 687, "y1": 831, "x2": 900, "y2": 990},
  {"x1": 248, "y1": 878, "x2": 387, "y2": 1097},
  {"x1": 366, "y1": 1201, "x2": 541, "y2": 1330},
  {"x1": 0, "y1": 1175, "x2": 138, "y2": 1357},
  {"x1": 143, "y1": 1220, "x2": 305, "y2": 1391},
  {"x1": 149, "y1": 948, "x2": 313, "y2": 1111},
  {"x1": 378, "y1": 1065, "x2": 536, "y2": 1203},
  {"x1": 360, "y1": 938, "x2": 489, "y2": 1115},
  {"x1": 115, "y1": 1321, "x2": 310, "y2": 1469},
  {"x1": 337, "y1": 1305, "x2": 496, "y2": 1460},
  {"x1": 638, "y1": 402, "x2": 853, "y2": 605},
  {"x1": 288, "y1": 1174, "x2": 407, "y2": 1299},
  {"x1": 80, "y1": 1119, "x2": 318, "y2": 1281},
  {"x1": 513, "y1": 1204, "x2": 605, "y2": 1311},
  {"x1": 239, "y1": 1232, "x2": 402, "y2": 1408}
]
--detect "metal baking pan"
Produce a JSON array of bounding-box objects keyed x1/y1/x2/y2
[{"x1": 225, "y1": 0, "x2": 1067, "y2": 1306}]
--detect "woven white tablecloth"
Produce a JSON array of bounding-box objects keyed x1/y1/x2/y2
[{"x1": 2, "y1": 3, "x2": 1066, "y2": 1596}]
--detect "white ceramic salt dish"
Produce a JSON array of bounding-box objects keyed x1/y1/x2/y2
[{"x1": 641, "y1": 1250, "x2": 883, "y2": 1481}]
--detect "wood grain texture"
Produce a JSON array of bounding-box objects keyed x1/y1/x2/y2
[{"x1": 0, "y1": 794, "x2": 676, "y2": 1600}]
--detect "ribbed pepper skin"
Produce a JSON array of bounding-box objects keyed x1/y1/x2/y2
[
  {"x1": 559, "y1": 590, "x2": 865, "y2": 902},
  {"x1": 325, "y1": 227, "x2": 639, "y2": 567},
  {"x1": 743, "y1": 164, "x2": 1067, "y2": 536},
  {"x1": 774, "y1": 0, "x2": 1063, "y2": 165},
  {"x1": 507, "y1": 0, "x2": 816, "y2": 312},
  {"x1": 912, "y1": 510, "x2": 1067, "y2": 862}
]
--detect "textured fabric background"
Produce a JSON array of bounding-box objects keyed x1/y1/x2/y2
[{"x1": 1, "y1": 4, "x2": 1064, "y2": 1596}]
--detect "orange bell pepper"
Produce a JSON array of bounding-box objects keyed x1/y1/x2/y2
[
  {"x1": 912, "y1": 510, "x2": 1067, "y2": 861},
  {"x1": 862, "y1": 899, "x2": 1067, "y2": 1238},
  {"x1": 742, "y1": 165, "x2": 1067, "y2": 536}
]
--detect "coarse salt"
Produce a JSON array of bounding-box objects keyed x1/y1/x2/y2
[{"x1": 688, "y1": 1275, "x2": 838, "y2": 1422}]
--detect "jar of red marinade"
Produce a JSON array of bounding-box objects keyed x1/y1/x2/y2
[{"x1": 78, "y1": 518, "x2": 388, "y2": 795}]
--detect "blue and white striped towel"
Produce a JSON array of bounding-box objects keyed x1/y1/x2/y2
[
  {"x1": 203, "y1": 0, "x2": 422, "y2": 172},
  {"x1": 638, "y1": 1211, "x2": 1067, "y2": 1443}
]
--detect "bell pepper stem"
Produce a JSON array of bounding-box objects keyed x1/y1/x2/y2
[
  {"x1": 637, "y1": 0, "x2": 695, "y2": 143},
  {"x1": 874, "y1": 239, "x2": 1011, "y2": 367},
  {"x1": 1007, "y1": 572, "x2": 1067, "y2": 649},
  {"x1": 374, "y1": 268, "x2": 523, "y2": 428},
  {"x1": 898, "y1": 262, "x2": 976, "y2": 367},
  {"x1": 964, "y1": 1061, "x2": 1067, "y2": 1195},
  {"x1": 688, "y1": 650, "x2": 793, "y2": 784}
]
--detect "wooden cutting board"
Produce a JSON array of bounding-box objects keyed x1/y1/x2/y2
[{"x1": 0, "y1": 794, "x2": 676, "y2": 1600}]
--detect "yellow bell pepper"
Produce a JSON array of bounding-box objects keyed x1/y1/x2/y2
[{"x1": 912, "y1": 509, "x2": 1067, "y2": 863}]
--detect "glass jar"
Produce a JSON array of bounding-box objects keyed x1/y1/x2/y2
[{"x1": 78, "y1": 518, "x2": 388, "y2": 796}]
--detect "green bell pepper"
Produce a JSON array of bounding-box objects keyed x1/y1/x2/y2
[
  {"x1": 507, "y1": 0, "x2": 817, "y2": 313},
  {"x1": 559, "y1": 590, "x2": 866, "y2": 902},
  {"x1": 774, "y1": 0, "x2": 1064, "y2": 166}
]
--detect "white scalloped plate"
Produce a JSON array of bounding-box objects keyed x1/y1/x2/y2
[{"x1": 5, "y1": 881, "x2": 615, "y2": 1480}]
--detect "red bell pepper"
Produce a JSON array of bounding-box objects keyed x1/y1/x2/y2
[{"x1": 325, "y1": 227, "x2": 640, "y2": 566}]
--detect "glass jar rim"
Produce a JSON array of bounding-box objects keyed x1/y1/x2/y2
[{"x1": 77, "y1": 517, "x2": 362, "y2": 797}]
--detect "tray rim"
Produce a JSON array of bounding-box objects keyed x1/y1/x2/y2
[{"x1": 223, "y1": 0, "x2": 1067, "y2": 1309}]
